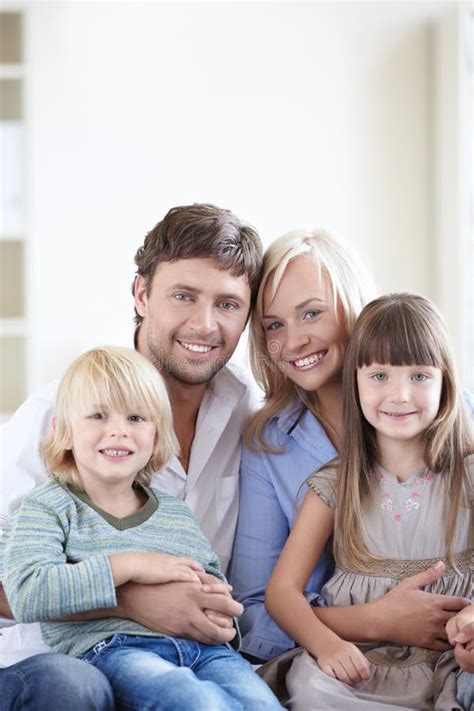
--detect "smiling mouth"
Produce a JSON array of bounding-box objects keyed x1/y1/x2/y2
[
  {"x1": 177, "y1": 340, "x2": 220, "y2": 354},
  {"x1": 290, "y1": 350, "x2": 328, "y2": 370},
  {"x1": 380, "y1": 411, "x2": 417, "y2": 418},
  {"x1": 100, "y1": 448, "x2": 133, "y2": 457}
]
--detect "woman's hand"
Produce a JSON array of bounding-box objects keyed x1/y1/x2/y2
[{"x1": 317, "y1": 639, "x2": 371, "y2": 686}]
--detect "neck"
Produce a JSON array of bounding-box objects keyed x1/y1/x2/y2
[
  {"x1": 312, "y1": 378, "x2": 344, "y2": 448},
  {"x1": 81, "y1": 478, "x2": 144, "y2": 517},
  {"x1": 376, "y1": 435, "x2": 425, "y2": 482}
]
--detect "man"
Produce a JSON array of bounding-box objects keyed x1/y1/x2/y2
[{"x1": 0, "y1": 203, "x2": 263, "y2": 710}]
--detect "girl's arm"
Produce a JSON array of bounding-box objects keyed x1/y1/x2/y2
[{"x1": 265, "y1": 490, "x2": 370, "y2": 685}]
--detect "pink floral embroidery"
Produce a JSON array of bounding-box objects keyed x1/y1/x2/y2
[{"x1": 377, "y1": 470, "x2": 433, "y2": 522}]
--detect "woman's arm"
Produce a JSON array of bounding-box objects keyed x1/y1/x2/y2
[{"x1": 265, "y1": 491, "x2": 370, "y2": 685}]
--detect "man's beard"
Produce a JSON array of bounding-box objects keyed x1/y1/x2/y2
[{"x1": 147, "y1": 341, "x2": 230, "y2": 386}]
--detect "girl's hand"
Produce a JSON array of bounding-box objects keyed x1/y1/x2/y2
[
  {"x1": 317, "y1": 639, "x2": 371, "y2": 686},
  {"x1": 129, "y1": 552, "x2": 205, "y2": 584}
]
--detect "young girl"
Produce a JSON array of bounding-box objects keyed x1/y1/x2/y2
[
  {"x1": 3, "y1": 346, "x2": 282, "y2": 711},
  {"x1": 265, "y1": 293, "x2": 473, "y2": 710}
]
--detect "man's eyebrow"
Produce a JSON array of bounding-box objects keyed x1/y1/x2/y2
[
  {"x1": 263, "y1": 297, "x2": 325, "y2": 319},
  {"x1": 168, "y1": 283, "x2": 202, "y2": 293}
]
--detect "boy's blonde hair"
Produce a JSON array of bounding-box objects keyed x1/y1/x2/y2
[
  {"x1": 245, "y1": 229, "x2": 377, "y2": 450},
  {"x1": 41, "y1": 346, "x2": 179, "y2": 489}
]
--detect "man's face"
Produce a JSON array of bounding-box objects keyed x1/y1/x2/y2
[{"x1": 135, "y1": 258, "x2": 251, "y2": 386}]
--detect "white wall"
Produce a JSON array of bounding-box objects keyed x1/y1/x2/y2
[{"x1": 24, "y1": 1, "x2": 463, "y2": 388}]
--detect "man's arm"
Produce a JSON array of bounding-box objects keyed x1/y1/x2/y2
[{"x1": 314, "y1": 563, "x2": 470, "y2": 651}]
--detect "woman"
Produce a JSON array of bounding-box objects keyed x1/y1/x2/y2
[{"x1": 229, "y1": 229, "x2": 473, "y2": 669}]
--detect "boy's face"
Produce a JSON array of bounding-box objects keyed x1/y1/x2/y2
[
  {"x1": 134, "y1": 258, "x2": 251, "y2": 386},
  {"x1": 67, "y1": 405, "x2": 156, "y2": 494}
]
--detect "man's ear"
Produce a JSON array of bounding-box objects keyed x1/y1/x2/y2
[{"x1": 134, "y1": 275, "x2": 149, "y2": 318}]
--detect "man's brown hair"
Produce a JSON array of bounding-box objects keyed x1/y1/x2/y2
[{"x1": 132, "y1": 203, "x2": 262, "y2": 328}]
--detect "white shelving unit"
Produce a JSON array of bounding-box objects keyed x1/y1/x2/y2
[{"x1": 0, "y1": 9, "x2": 27, "y2": 422}]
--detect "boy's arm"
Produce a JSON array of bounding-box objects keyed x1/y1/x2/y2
[{"x1": 4, "y1": 496, "x2": 118, "y2": 622}]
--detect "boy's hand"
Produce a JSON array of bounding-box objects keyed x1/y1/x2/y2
[
  {"x1": 130, "y1": 552, "x2": 204, "y2": 584},
  {"x1": 317, "y1": 639, "x2": 371, "y2": 686}
]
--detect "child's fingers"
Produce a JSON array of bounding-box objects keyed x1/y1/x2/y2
[
  {"x1": 351, "y1": 652, "x2": 371, "y2": 682},
  {"x1": 201, "y1": 582, "x2": 233, "y2": 595},
  {"x1": 334, "y1": 659, "x2": 354, "y2": 686},
  {"x1": 454, "y1": 642, "x2": 474, "y2": 673},
  {"x1": 446, "y1": 617, "x2": 460, "y2": 643},
  {"x1": 174, "y1": 568, "x2": 202, "y2": 583},
  {"x1": 177, "y1": 557, "x2": 204, "y2": 572},
  {"x1": 453, "y1": 621, "x2": 474, "y2": 644},
  {"x1": 319, "y1": 662, "x2": 336, "y2": 679}
]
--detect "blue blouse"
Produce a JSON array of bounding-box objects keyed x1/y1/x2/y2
[{"x1": 229, "y1": 399, "x2": 337, "y2": 661}]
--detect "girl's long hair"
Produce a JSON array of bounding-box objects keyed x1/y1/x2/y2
[
  {"x1": 245, "y1": 229, "x2": 377, "y2": 450},
  {"x1": 335, "y1": 293, "x2": 473, "y2": 571}
]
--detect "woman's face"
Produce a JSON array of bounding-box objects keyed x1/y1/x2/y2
[{"x1": 262, "y1": 255, "x2": 349, "y2": 394}]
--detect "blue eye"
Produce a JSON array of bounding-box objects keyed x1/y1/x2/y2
[
  {"x1": 411, "y1": 373, "x2": 428, "y2": 382},
  {"x1": 302, "y1": 310, "x2": 321, "y2": 321},
  {"x1": 174, "y1": 293, "x2": 191, "y2": 301},
  {"x1": 371, "y1": 373, "x2": 388, "y2": 382},
  {"x1": 220, "y1": 302, "x2": 238, "y2": 311},
  {"x1": 128, "y1": 414, "x2": 146, "y2": 422},
  {"x1": 266, "y1": 321, "x2": 283, "y2": 332}
]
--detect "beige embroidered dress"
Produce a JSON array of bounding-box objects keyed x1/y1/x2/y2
[{"x1": 286, "y1": 455, "x2": 473, "y2": 711}]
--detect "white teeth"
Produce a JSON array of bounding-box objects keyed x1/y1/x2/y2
[
  {"x1": 102, "y1": 449, "x2": 131, "y2": 457},
  {"x1": 294, "y1": 352, "x2": 325, "y2": 368},
  {"x1": 181, "y1": 342, "x2": 213, "y2": 353}
]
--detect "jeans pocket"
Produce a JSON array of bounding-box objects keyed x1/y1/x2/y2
[{"x1": 80, "y1": 634, "x2": 119, "y2": 665}]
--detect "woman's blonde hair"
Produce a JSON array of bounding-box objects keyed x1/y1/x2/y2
[
  {"x1": 245, "y1": 229, "x2": 377, "y2": 450},
  {"x1": 335, "y1": 293, "x2": 473, "y2": 571},
  {"x1": 41, "y1": 345, "x2": 179, "y2": 489}
]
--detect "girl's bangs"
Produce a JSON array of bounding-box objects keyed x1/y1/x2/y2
[{"x1": 356, "y1": 308, "x2": 444, "y2": 369}]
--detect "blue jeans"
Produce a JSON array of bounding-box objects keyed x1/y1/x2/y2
[
  {"x1": 458, "y1": 671, "x2": 474, "y2": 711},
  {"x1": 80, "y1": 634, "x2": 282, "y2": 710},
  {"x1": 0, "y1": 652, "x2": 115, "y2": 711}
]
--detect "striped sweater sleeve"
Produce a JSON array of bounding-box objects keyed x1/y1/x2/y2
[{"x1": 3, "y1": 492, "x2": 117, "y2": 622}]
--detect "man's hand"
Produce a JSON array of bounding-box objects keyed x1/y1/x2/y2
[
  {"x1": 117, "y1": 579, "x2": 243, "y2": 645},
  {"x1": 374, "y1": 561, "x2": 471, "y2": 651},
  {"x1": 317, "y1": 638, "x2": 371, "y2": 686}
]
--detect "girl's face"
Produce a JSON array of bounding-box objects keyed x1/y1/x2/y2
[
  {"x1": 357, "y1": 363, "x2": 443, "y2": 447},
  {"x1": 67, "y1": 403, "x2": 156, "y2": 492},
  {"x1": 262, "y1": 255, "x2": 349, "y2": 394}
]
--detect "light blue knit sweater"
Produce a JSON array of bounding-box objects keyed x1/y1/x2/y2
[{"x1": 3, "y1": 480, "x2": 224, "y2": 657}]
